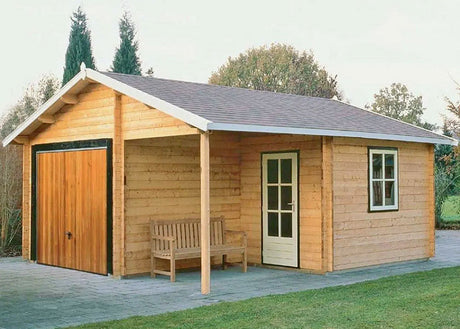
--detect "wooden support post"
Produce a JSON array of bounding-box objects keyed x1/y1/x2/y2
[
  {"x1": 428, "y1": 144, "x2": 435, "y2": 257},
  {"x1": 22, "y1": 142, "x2": 32, "y2": 260},
  {"x1": 321, "y1": 136, "x2": 334, "y2": 273},
  {"x1": 200, "y1": 131, "x2": 211, "y2": 294},
  {"x1": 112, "y1": 92, "x2": 125, "y2": 277}
]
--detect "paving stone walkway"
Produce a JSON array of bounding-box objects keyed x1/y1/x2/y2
[{"x1": 1, "y1": 230, "x2": 459, "y2": 329}]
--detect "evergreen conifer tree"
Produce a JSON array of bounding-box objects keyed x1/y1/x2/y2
[
  {"x1": 111, "y1": 12, "x2": 142, "y2": 75},
  {"x1": 62, "y1": 7, "x2": 96, "y2": 85}
]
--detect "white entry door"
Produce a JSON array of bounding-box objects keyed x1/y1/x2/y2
[{"x1": 262, "y1": 152, "x2": 298, "y2": 267}]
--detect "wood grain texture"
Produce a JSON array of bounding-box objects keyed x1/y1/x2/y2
[
  {"x1": 200, "y1": 132, "x2": 211, "y2": 294},
  {"x1": 124, "y1": 132, "x2": 241, "y2": 275},
  {"x1": 112, "y1": 93, "x2": 125, "y2": 277},
  {"x1": 36, "y1": 150, "x2": 107, "y2": 274},
  {"x1": 22, "y1": 143, "x2": 31, "y2": 259},
  {"x1": 332, "y1": 137, "x2": 433, "y2": 270},
  {"x1": 321, "y1": 136, "x2": 333, "y2": 272},
  {"x1": 240, "y1": 133, "x2": 323, "y2": 271}
]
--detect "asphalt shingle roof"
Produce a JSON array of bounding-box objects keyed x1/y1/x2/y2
[{"x1": 100, "y1": 71, "x2": 453, "y2": 143}]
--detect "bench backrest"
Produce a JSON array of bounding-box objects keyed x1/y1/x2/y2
[{"x1": 150, "y1": 217, "x2": 226, "y2": 251}]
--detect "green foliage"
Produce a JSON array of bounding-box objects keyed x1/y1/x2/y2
[
  {"x1": 209, "y1": 43, "x2": 342, "y2": 99},
  {"x1": 0, "y1": 75, "x2": 60, "y2": 139},
  {"x1": 62, "y1": 6, "x2": 96, "y2": 85},
  {"x1": 69, "y1": 267, "x2": 460, "y2": 329},
  {"x1": 111, "y1": 12, "x2": 142, "y2": 75},
  {"x1": 366, "y1": 83, "x2": 435, "y2": 129},
  {"x1": 441, "y1": 195, "x2": 460, "y2": 222}
]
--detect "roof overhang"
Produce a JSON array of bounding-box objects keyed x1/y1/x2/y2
[
  {"x1": 208, "y1": 123, "x2": 458, "y2": 146},
  {"x1": 3, "y1": 67, "x2": 458, "y2": 147}
]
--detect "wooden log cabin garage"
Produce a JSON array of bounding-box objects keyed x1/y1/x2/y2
[{"x1": 4, "y1": 65, "x2": 457, "y2": 294}]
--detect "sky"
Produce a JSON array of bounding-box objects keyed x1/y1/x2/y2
[{"x1": 0, "y1": 0, "x2": 459, "y2": 126}]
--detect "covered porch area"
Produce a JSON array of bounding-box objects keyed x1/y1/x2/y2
[{"x1": 122, "y1": 130, "x2": 334, "y2": 293}]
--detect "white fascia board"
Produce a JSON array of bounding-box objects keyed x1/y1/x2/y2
[
  {"x1": 86, "y1": 70, "x2": 210, "y2": 131},
  {"x1": 207, "y1": 123, "x2": 458, "y2": 146},
  {"x1": 2, "y1": 71, "x2": 86, "y2": 147}
]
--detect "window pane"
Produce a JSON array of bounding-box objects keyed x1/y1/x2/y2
[
  {"x1": 372, "y1": 154, "x2": 383, "y2": 179},
  {"x1": 267, "y1": 159, "x2": 278, "y2": 183},
  {"x1": 281, "y1": 186, "x2": 292, "y2": 210},
  {"x1": 385, "y1": 154, "x2": 394, "y2": 179},
  {"x1": 268, "y1": 186, "x2": 278, "y2": 210},
  {"x1": 281, "y1": 213, "x2": 292, "y2": 238},
  {"x1": 281, "y1": 159, "x2": 292, "y2": 183},
  {"x1": 372, "y1": 181, "x2": 383, "y2": 206},
  {"x1": 268, "y1": 212, "x2": 279, "y2": 237},
  {"x1": 385, "y1": 181, "x2": 395, "y2": 206}
]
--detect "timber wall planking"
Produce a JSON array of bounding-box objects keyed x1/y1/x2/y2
[
  {"x1": 240, "y1": 134, "x2": 323, "y2": 271},
  {"x1": 123, "y1": 132, "x2": 241, "y2": 275},
  {"x1": 332, "y1": 137, "x2": 434, "y2": 270}
]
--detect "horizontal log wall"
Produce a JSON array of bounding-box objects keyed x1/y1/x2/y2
[
  {"x1": 240, "y1": 134, "x2": 323, "y2": 271},
  {"x1": 123, "y1": 132, "x2": 241, "y2": 275},
  {"x1": 332, "y1": 137, "x2": 434, "y2": 270}
]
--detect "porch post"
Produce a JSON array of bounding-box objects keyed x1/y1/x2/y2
[{"x1": 200, "y1": 131, "x2": 211, "y2": 294}]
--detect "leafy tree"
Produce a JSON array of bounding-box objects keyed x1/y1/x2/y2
[
  {"x1": 445, "y1": 82, "x2": 460, "y2": 141},
  {"x1": 62, "y1": 7, "x2": 96, "y2": 85},
  {"x1": 111, "y1": 12, "x2": 142, "y2": 75},
  {"x1": 366, "y1": 83, "x2": 436, "y2": 129},
  {"x1": 209, "y1": 43, "x2": 342, "y2": 99},
  {"x1": 0, "y1": 75, "x2": 60, "y2": 138}
]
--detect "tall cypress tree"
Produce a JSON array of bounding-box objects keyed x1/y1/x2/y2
[
  {"x1": 62, "y1": 7, "x2": 96, "y2": 85},
  {"x1": 111, "y1": 12, "x2": 142, "y2": 75}
]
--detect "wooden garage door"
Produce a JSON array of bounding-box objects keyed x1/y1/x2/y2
[{"x1": 37, "y1": 148, "x2": 107, "y2": 274}]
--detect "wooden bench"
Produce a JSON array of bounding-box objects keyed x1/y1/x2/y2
[{"x1": 150, "y1": 217, "x2": 247, "y2": 282}]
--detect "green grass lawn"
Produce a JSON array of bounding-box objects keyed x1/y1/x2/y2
[
  {"x1": 442, "y1": 195, "x2": 460, "y2": 222},
  {"x1": 69, "y1": 266, "x2": 460, "y2": 329}
]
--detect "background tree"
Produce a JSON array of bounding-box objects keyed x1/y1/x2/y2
[
  {"x1": 209, "y1": 43, "x2": 342, "y2": 99},
  {"x1": 0, "y1": 75, "x2": 60, "y2": 255},
  {"x1": 111, "y1": 12, "x2": 142, "y2": 75},
  {"x1": 62, "y1": 7, "x2": 96, "y2": 85},
  {"x1": 434, "y1": 82, "x2": 460, "y2": 227},
  {"x1": 366, "y1": 83, "x2": 435, "y2": 129},
  {"x1": 0, "y1": 75, "x2": 60, "y2": 138}
]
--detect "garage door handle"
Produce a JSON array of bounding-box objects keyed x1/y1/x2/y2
[{"x1": 65, "y1": 231, "x2": 72, "y2": 240}]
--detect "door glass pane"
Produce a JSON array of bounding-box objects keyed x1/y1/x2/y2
[
  {"x1": 372, "y1": 181, "x2": 383, "y2": 206},
  {"x1": 267, "y1": 159, "x2": 278, "y2": 183},
  {"x1": 372, "y1": 154, "x2": 383, "y2": 179},
  {"x1": 385, "y1": 181, "x2": 395, "y2": 206},
  {"x1": 385, "y1": 154, "x2": 394, "y2": 179},
  {"x1": 281, "y1": 213, "x2": 292, "y2": 238},
  {"x1": 281, "y1": 186, "x2": 292, "y2": 210},
  {"x1": 268, "y1": 186, "x2": 278, "y2": 210},
  {"x1": 268, "y1": 212, "x2": 279, "y2": 237},
  {"x1": 281, "y1": 159, "x2": 292, "y2": 183}
]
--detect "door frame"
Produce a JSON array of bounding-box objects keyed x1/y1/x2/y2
[
  {"x1": 31, "y1": 138, "x2": 113, "y2": 275},
  {"x1": 260, "y1": 150, "x2": 300, "y2": 268}
]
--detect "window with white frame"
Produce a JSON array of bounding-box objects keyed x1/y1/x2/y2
[{"x1": 369, "y1": 148, "x2": 398, "y2": 211}]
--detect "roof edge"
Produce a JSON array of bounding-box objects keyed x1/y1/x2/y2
[
  {"x1": 2, "y1": 68, "x2": 211, "y2": 147},
  {"x1": 88, "y1": 70, "x2": 211, "y2": 131},
  {"x1": 207, "y1": 123, "x2": 458, "y2": 146},
  {"x1": 2, "y1": 70, "x2": 87, "y2": 146}
]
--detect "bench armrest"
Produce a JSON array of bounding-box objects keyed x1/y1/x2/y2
[
  {"x1": 151, "y1": 235, "x2": 175, "y2": 241},
  {"x1": 224, "y1": 230, "x2": 247, "y2": 247}
]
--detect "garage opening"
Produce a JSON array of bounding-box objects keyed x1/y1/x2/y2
[{"x1": 31, "y1": 139, "x2": 112, "y2": 275}]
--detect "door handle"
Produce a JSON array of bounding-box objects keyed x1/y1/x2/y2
[
  {"x1": 287, "y1": 201, "x2": 295, "y2": 210},
  {"x1": 65, "y1": 231, "x2": 72, "y2": 240}
]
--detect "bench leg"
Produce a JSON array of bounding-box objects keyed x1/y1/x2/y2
[
  {"x1": 170, "y1": 257, "x2": 176, "y2": 282},
  {"x1": 222, "y1": 255, "x2": 228, "y2": 270},
  {"x1": 242, "y1": 250, "x2": 247, "y2": 273},
  {"x1": 151, "y1": 254, "x2": 156, "y2": 278}
]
